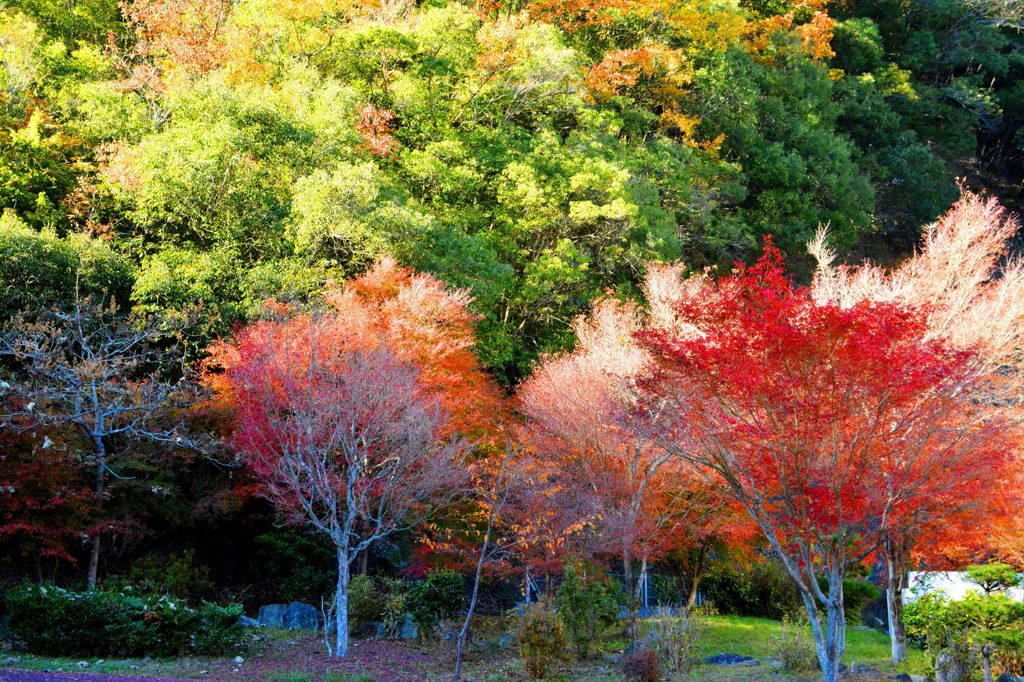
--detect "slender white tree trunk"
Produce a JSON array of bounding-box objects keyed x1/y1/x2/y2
[
  {"x1": 335, "y1": 546, "x2": 349, "y2": 657},
  {"x1": 87, "y1": 435, "x2": 106, "y2": 591}
]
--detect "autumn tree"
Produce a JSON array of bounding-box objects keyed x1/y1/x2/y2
[
  {"x1": 213, "y1": 259, "x2": 500, "y2": 657},
  {"x1": 0, "y1": 299, "x2": 204, "y2": 589},
  {"x1": 638, "y1": 241, "x2": 1014, "y2": 682},
  {"x1": 810, "y1": 191, "x2": 1024, "y2": 663},
  {"x1": 519, "y1": 294, "x2": 730, "y2": 627}
]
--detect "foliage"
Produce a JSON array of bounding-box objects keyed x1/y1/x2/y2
[
  {"x1": 515, "y1": 602, "x2": 568, "y2": 679},
  {"x1": 553, "y1": 558, "x2": 621, "y2": 659},
  {"x1": 621, "y1": 647, "x2": 660, "y2": 682},
  {"x1": 347, "y1": 575, "x2": 384, "y2": 634},
  {"x1": 838, "y1": 579, "x2": 882, "y2": 625},
  {"x1": 701, "y1": 561, "x2": 802, "y2": 620},
  {"x1": 5, "y1": 583, "x2": 243, "y2": 657},
  {"x1": 406, "y1": 570, "x2": 465, "y2": 638},
  {"x1": 0, "y1": 212, "x2": 133, "y2": 320},
  {"x1": 966, "y1": 563, "x2": 1022, "y2": 595},
  {"x1": 254, "y1": 531, "x2": 336, "y2": 604},
  {"x1": 128, "y1": 549, "x2": 213, "y2": 600}
]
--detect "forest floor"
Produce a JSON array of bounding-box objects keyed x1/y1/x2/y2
[{"x1": 0, "y1": 615, "x2": 928, "y2": 681}]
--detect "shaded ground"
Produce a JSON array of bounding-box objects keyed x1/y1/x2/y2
[
  {"x1": 0, "y1": 615, "x2": 927, "y2": 681},
  {"x1": 0, "y1": 674, "x2": 190, "y2": 682}
]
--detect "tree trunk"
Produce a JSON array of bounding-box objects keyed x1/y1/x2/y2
[
  {"x1": 982, "y1": 644, "x2": 994, "y2": 682},
  {"x1": 885, "y1": 537, "x2": 909, "y2": 664},
  {"x1": 87, "y1": 436, "x2": 106, "y2": 591},
  {"x1": 623, "y1": 548, "x2": 637, "y2": 641},
  {"x1": 797, "y1": 570, "x2": 846, "y2": 682},
  {"x1": 686, "y1": 566, "x2": 705, "y2": 610},
  {"x1": 686, "y1": 545, "x2": 709, "y2": 610},
  {"x1": 335, "y1": 546, "x2": 350, "y2": 657},
  {"x1": 634, "y1": 556, "x2": 648, "y2": 605},
  {"x1": 455, "y1": 521, "x2": 492, "y2": 681}
]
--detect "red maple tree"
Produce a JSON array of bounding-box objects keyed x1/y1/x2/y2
[
  {"x1": 810, "y1": 191, "x2": 1024, "y2": 662},
  {"x1": 638, "y1": 240, "x2": 1014, "y2": 682}
]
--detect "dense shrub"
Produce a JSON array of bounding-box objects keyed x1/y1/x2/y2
[
  {"x1": 701, "y1": 562, "x2": 801, "y2": 619},
  {"x1": 406, "y1": 570, "x2": 465, "y2": 637},
  {"x1": 377, "y1": 577, "x2": 408, "y2": 638},
  {"x1": 828, "y1": 578, "x2": 881, "y2": 624},
  {"x1": 128, "y1": 549, "x2": 213, "y2": 600},
  {"x1": 622, "y1": 647, "x2": 661, "y2": 682},
  {"x1": 347, "y1": 575, "x2": 384, "y2": 635},
  {"x1": 6, "y1": 583, "x2": 244, "y2": 657},
  {"x1": 515, "y1": 603, "x2": 567, "y2": 680},
  {"x1": 554, "y1": 558, "x2": 621, "y2": 659}
]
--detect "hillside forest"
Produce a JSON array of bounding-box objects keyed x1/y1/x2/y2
[{"x1": 1, "y1": 0, "x2": 1024, "y2": 678}]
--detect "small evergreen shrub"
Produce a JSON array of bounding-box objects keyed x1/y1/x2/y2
[
  {"x1": 347, "y1": 575, "x2": 384, "y2": 635},
  {"x1": 622, "y1": 647, "x2": 661, "y2": 682},
  {"x1": 516, "y1": 603, "x2": 567, "y2": 679},
  {"x1": 406, "y1": 570, "x2": 465, "y2": 637},
  {"x1": 554, "y1": 558, "x2": 620, "y2": 659},
  {"x1": 6, "y1": 583, "x2": 243, "y2": 657}
]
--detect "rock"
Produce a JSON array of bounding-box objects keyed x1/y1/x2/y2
[
  {"x1": 3, "y1": 657, "x2": 16, "y2": 666},
  {"x1": 851, "y1": 663, "x2": 879, "y2": 675},
  {"x1": 704, "y1": 653, "x2": 759, "y2": 666},
  {"x1": 77, "y1": 661, "x2": 89, "y2": 668},
  {"x1": 996, "y1": 675, "x2": 1024, "y2": 682},
  {"x1": 498, "y1": 632, "x2": 515, "y2": 649},
  {"x1": 399, "y1": 613, "x2": 418, "y2": 640},
  {"x1": 233, "y1": 656, "x2": 244, "y2": 664},
  {"x1": 238, "y1": 615, "x2": 262, "y2": 628},
  {"x1": 890, "y1": 675, "x2": 912, "y2": 682},
  {"x1": 257, "y1": 602, "x2": 322, "y2": 630}
]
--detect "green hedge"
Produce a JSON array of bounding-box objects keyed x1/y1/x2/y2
[{"x1": 6, "y1": 583, "x2": 244, "y2": 657}]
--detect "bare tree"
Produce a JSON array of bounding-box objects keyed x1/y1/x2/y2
[{"x1": 0, "y1": 298, "x2": 207, "y2": 589}]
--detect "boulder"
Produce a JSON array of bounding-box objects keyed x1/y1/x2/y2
[
  {"x1": 704, "y1": 653, "x2": 759, "y2": 666},
  {"x1": 257, "y1": 602, "x2": 322, "y2": 630},
  {"x1": 399, "y1": 613, "x2": 418, "y2": 640},
  {"x1": 238, "y1": 615, "x2": 262, "y2": 628}
]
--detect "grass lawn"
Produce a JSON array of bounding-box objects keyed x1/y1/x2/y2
[
  {"x1": 0, "y1": 615, "x2": 928, "y2": 681},
  {"x1": 692, "y1": 615, "x2": 928, "y2": 680}
]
